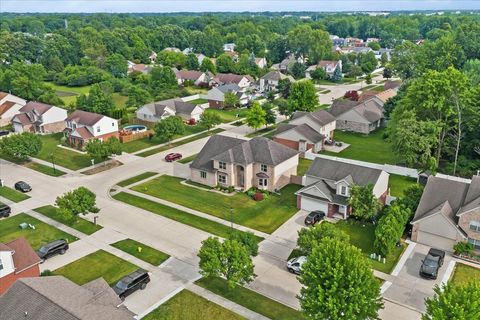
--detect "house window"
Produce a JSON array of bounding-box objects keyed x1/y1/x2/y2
[
  {"x1": 261, "y1": 164, "x2": 268, "y2": 172},
  {"x1": 259, "y1": 178, "x2": 268, "y2": 187},
  {"x1": 219, "y1": 161, "x2": 226, "y2": 170},
  {"x1": 468, "y1": 238, "x2": 480, "y2": 250},
  {"x1": 112, "y1": 122, "x2": 115, "y2": 126},
  {"x1": 96, "y1": 126, "x2": 100, "y2": 133},
  {"x1": 340, "y1": 186, "x2": 347, "y2": 196},
  {"x1": 470, "y1": 221, "x2": 480, "y2": 232},
  {"x1": 218, "y1": 174, "x2": 227, "y2": 184},
  {"x1": 0, "y1": 257, "x2": 3, "y2": 271},
  {"x1": 200, "y1": 171, "x2": 207, "y2": 179}
]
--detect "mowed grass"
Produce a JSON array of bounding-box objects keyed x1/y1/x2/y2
[
  {"x1": 334, "y1": 220, "x2": 405, "y2": 273},
  {"x1": 297, "y1": 158, "x2": 313, "y2": 176},
  {"x1": 53, "y1": 250, "x2": 138, "y2": 286},
  {"x1": 132, "y1": 176, "x2": 301, "y2": 233},
  {"x1": 143, "y1": 289, "x2": 246, "y2": 320},
  {"x1": 178, "y1": 154, "x2": 197, "y2": 164},
  {"x1": 204, "y1": 108, "x2": 249, "y2": 123},
  {"x1": 196, "y1": 277, "x2": 303, "y2": 320},
  {"x1": 0, "y1": 186, "x2": 30, "y2": 202},
  {"x1": 389, "y1": 174, "x2": 418, "y2": 197},
  {"x1": 322, "y1": 129, "x2": 397, "y2": 165},
  {"x1": 137, "y1": 128, "x2": 225, "y2": 157},
  {"x1": 117, "y1": 172, "x2": 158, "y2": 187},
  {"x1": 0, "y1": 153, "x2": 66, "y2": 177},
  {"x1": 0, "y1": 213, "x2": 77, "y2": 250},
  {"x1": 450, "y1": 263, "x2": 480, "y2": 286},
  {"x1": 34, "y1": 205, "x2": 102, "y2": 235},
  {"x1": 111, "y1": 239, "x2": 170, "y2": 266},
  {"x1": 112, "y1": 192, "x2": 261, "y2": 241}
]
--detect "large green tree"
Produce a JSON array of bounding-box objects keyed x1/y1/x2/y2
[
  {"x1": 348, "y1": 184, "x2": 382, "y2": 220},
  {"x1": 287, "y1": 25, "x2": 332, "y2": 63},
  {"x1": 287, "y1": 80, "x2": 318, "y2": 113},
  {"x1": 199, "y1": 111, "x2": 221, "y2": 131},
  {"x1": 155, "y1": 116, "x2": 185, "y2": 143},
  {"x1": 55, "y1": 186, "x2": 99, "y2": 222},
  {"x1": 0, "y1": 132, "x2": 42, "y2": 160},
  {"x1": 246, "y1": 102, "x2": 267, "y2": 131},
  {"x1": 297, "y1": 222, "x2": 349, "y2": 256},
  {"x1": 105, "y1": 53, "x2": 127, "y2": 78}
]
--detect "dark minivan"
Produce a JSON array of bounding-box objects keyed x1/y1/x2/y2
[
  {"x1": 304, "y1": 211, "x2": 325, "y2": 226},
  {"x1": 0, "y1": 204, "x2": 11, "y2": 218},
  {"x1": 113, "y1": 269, "x2": 150, "y2": 300},
  {"x1": 36, "y1": 239, "x2": 69, "y2": 262},
  {"x1": 420, "y1": 248, "x2": 446, "y2": 279}
]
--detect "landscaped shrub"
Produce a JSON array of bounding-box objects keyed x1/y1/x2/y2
[
  {"x1": 454, "y1": 242, "x2": 475, "y2": 256},
  {"x1": 246, "y1": 188, "x2": 256, "y2": 197},
  {"x1": 253, "y1": 192, "x2": 264, "y2": 201}
]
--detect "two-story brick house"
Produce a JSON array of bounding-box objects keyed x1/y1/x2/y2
[
  {"x1": 411, "y1": 175, "x2": 480, "y2": 252},
  {"x1": 295, "y1": 158, "x2": 389, "y2": 219},
  {"x1": 64, "y1": 110, "x2": 119, "y2": 146},
  {"x1": 190, "y1": 135, "x2": 299, "y2": 192},
  {"x1": 12, "y1": 102, "x2": 67, "y2": 134}
]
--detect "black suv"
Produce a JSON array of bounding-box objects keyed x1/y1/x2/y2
[
  {"x1": 113, "y1": 269, "x2": 150, "y2": 300},
  {"x1": 36, "y1": 239, "x2": 69, "y2": 262},
  {"x1": 304, "y1": 211, "x2": 325, "y2": 226},
  {"x1": 0, "y1": 204, "x2": 11, "y2": 218},
  {"x1": 420, "y1": 248, "x2": 446, "y2": 279},
  {"x1": 14, "y1": 181, "x2": 32, "y2": 193}
]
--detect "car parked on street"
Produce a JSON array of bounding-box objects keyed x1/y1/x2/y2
[
  {"x1": 0, "y1": 204, "x2": 11, "y2": 218},
  {"x1": 304, "y1": 211, "x2": 325, "y2": 226},
  {"x1": 419, "y1": 248, "x2": 445, "y2": 279},
  {"x1": 14, "y1": 181, "x2": 32, "y2": 192},
  {"x1": 165, "y1": 153, "x2": 182, "y2": 162},
  {"x1": 36, "y1": 239, "x2": 69, "y2": 262},
  {"x1": 286, "y1": 256, "x2": 307, "y2": 274},
  {"x1": 113, "y1": 269, "x2": 151, "y2": 300}
]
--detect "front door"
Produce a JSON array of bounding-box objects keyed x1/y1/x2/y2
[{"x1": 237, "y1": 166, "x2": 245, "y2": 187}]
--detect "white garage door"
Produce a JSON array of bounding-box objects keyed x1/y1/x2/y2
[
  {"x1": 417, "y1": 231, "x2": 456, "y2": 252},
  {"x1": 300, "y1": 196, "x2": 328, "y2": 213}
]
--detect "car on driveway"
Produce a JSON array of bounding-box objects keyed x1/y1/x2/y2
[
  {"x1": 113, "y1": 269, "x2": 151, "y2": 300},
  {"x1": 165, "y1": 153, "x2": 182, "y2": 162},
  {"x1": 14, "y1": 181, "x2": 32, "y2": 192},
  {"x1": 304, "y1": 211, "x2": 325, "y2": 226},
  {"x1": 0, "y1": 204, "x2": 11, "y2": 218},
  {"x1": 287, "y1": 256, "x2": 307, "y2": 274},
  {"x1": 419, "y1": 248, "x2": 445, "y2": 279},
  {"x1": 36, "y1": 239, "x2": 69, "y2": 262},
  {"x1": 0, "y1": 130, "x2": 10, "y2": 137}
]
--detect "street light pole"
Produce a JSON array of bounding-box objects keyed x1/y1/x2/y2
[{"x1": 230, "y1": 207, "x2": 234, "y2": 230}]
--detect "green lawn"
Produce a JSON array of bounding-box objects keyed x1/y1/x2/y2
[
  {"x1": 113, "y1": 93, "x2": 128, "y2": 108},
  {"x1": 178, "y1": 154, "x2": 198, "y2": 164},
  {"x1": 111, "y1": 238, "x2": 170, "y2": 266},
  {"x1": 0, "y1": 153, "x2": 66, "y2": 177},
  {"x1": 53, "y1": 250, "x2": 138, "y2": 286},
  {"x1": 204, "y1": 108, "x2": 249, "y2": 123},
  {"x1": 450, "y1": 263, "x2": 480, "y2": 286},
  {"x1": 137, "y1": 128, "x2": 225, "y2": 157},
  {"x1": 188, "y1": 98, "x2": 209, "y2": 105},
  {"x1": 196, "y1": 277, "x2": 303, "y2": 320},
  {"x1": 112, "y1": 192, "x2": 262, "y2": 241},
  {"x1": 246, "y1": 125, "x2": 277, "y2": 138},
  {"x1": 322, "y1": 129, "x2": 397, "y2": 165},
  {"x1": 0, "y1": 186, "x2": 30, "y2": 202},
  {"x1": 143, "y1": 289, "x2": 245, "y2": 320},
  {"x1": 334, "y1": 220, "x2": 405, "y2": 273},
  {"x1": 44, "y1": 82, "x2": 92, "y2": 95},
  {"x1": 34, "y1": 205, "x2": 102, "y2": 235},
  {"x1": 132, "y1": 176, "x2": 301, "y2": 233},
  {"x1": 117, "y1": 172, "x2": 158, "y2": 187},
  {"x1": 0, "y1": 213, "x2": 77, "y2": 250},
  {"x1": 389, "y1": 174, "x2": 418, "y2": 197},
  {"x1": 297, "y1": 158, "x2": 313, "y2": 176}
]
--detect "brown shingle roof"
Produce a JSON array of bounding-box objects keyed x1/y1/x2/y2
[
  {"x1": 12, "y1": 113, "x2": 31, "y2": 125},
  {"x1": 0, "y1": 92, "x2": 8, "y2": 100},
  {"x1": 66, "y1": 110, "x2": 104, "y2": 126},
  {"x1": 19, "y1": 101, "x2": 53, "y2": 115},
  {"x1": 73, "y1": 127, "x2": 94, "y2": 140},
  {"x1": 2, "y1": 237, "x2": 41, "y2": 273},
  {"x1": 0, "y1": 101, "x2": 16, "y2": 116},
  {"x1": 214, "y1": 73, "x2": 253, "y2": 85},
  {"x1": 176, "y1": 70, "x2": 204, "y2": 81}
]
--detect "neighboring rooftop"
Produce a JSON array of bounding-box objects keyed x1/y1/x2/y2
[
  {"x1": 66, "y1": 110, "x2": 105, "y2": 126},
  {"x1": 0, "y1": 237, "x2": 41, "y2": 273},
  {"x1": 291, "y1": 109, "x2": 336, "y2": 127},
  {"x1": 19, "y1": 101, "x2": 54, "y2": 115}
]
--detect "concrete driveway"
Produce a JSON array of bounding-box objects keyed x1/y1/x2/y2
[{"x1": 383, "y1": 243, "x2": 452, "y2": 313}]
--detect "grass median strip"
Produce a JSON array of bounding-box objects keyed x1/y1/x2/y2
[
  {"x1": 111, "y1": 238, "x2": 170, "y2": 265},
  {"x1": 34, "y1": 205, "x2": 102, "y2": 235},
  {"x1": 112, "y1": 192, "x2": 262, "y2": 241},
  {"x1": 0, "y1": 186, "x2": 30, "y2": 202},
  {"x1": 0, "y1": 153, "x2": 66, "y2": 177},
  {"x1": 137, "y1": 128, "x2": 225, "y2": 157},
  {"x1": 117, "y1": 171, "x2": 158, "y2": 187},
  {"x1": 178, "y1": 154, "x2": 198, "y2": 164},
  {"x1": 196, "y1": 277, "x2": 303, "y2": 320}
]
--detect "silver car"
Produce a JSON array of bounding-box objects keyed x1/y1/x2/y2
[{"x1": 286, "y1": 256, "x2": 307, "y2": 274}]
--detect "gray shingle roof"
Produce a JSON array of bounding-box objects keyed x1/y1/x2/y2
[
  {"x1": 306, "y1": 157, "x2": 383, "y2": 186},
  {"x1": 0, "y1": 277, "x2": 134, "y2": 320},
  {"x1": 143, "y1": 98, "x2": 198, "y2": 117},
  {"x1": 296, "y1": 180, "x2": 348, "y2": 206},
  {"x1": 260, "y1": 71, "x2": 286, "y2": 81},
  {"x1": 328, "y1": 98, "x2": 384, "y2": 123},
  {"x1": 275, "y1": 123, "x2": 325, "y2": 143},
  {"x1": 190, "y1": 135, "x2": 247, "y2": 172},
  {"x1": 293, "y1": 109, "x2": 336, "y2": 127}
]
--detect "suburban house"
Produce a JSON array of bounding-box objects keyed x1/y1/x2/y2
[
  {"x1": 64, "y1": 110, "x2": 119, "y2": 146},
  {"x1": 273, "y1": 110, "x2": 336, "y2": 153},
  {"x1": 254, "y1": 57, "x2": 268, "y2": 69},
  {"x1": 411, "y1": 175, "x2": 480, "y2": 252},
  {"x1": 163, "y1": 47, "x2": 181, "y2": 53},
  {"x1": 0, "y1": 276, "x2": 135, "y2": 320},
  {"x1": 327, "y1": 97, "x2": 385, "y2": 134},
  {"x1": 259, "y1": 71, "x2": 294, "y2": 92},
  {"x1": 296, "y1": 158, "x2": 389, "y2": 219},
  {"x1": 127, "y1": 61, "x2": 152, "y2": 74},
  {"x1": 223, "y1": 51, "x2": 240, "y2": 62},
  {"x1": 148, "y1": 51, "x2": 157, "y2": 63},
  {"x1": 330, "y1": 35, "x2": 348, "y2": 47},
  {"x1": 0, "y1": 92, "x2": 26, "y2": 126},
  {"x1": 136, "y1": 98, "x2": 206, "y2": 122},
  {"x1": 213, "y1": 73, "x2": 253, "y2": 89},
  {"x1": 207, "y1": 84, "x2": 249, "y2": 108},
  {"x1": 0, "y1": 237, "x2": 41, "y2": 295},
  {"x1": 190, "y1": 135, "x2": 299, "y2": 192},
  {"x1": 359, "y1": 88, "x2": 397, "y2": 103},
  {"x1": 12, "y1": 102, "x2": 67, "y2": 134},
  {"x1": 175, "y1": 70, "x2": 213, "y2": 87},
  {"x1": 223, "y1": 43, "x2": 236, "y2": 52},
  {"x1": 273, "y1": 53, "x2": 305, "y2": 73},
  {"x1": 306, "y1": 60, "x2": 342, "y2": 78}
]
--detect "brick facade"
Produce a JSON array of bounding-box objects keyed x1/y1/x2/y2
[
  {"x1": 273, "y1": 137, "x2": 314, "y2": 152},
  {"x1": 0, "y1": 264, "x2": 40, "y2": 295},
  {"x1": 42, "y1": 121, "x2": 66, "y2": 134},
  {"x1": 208, "y1": 100, "x2": 223, "y2": 109}
]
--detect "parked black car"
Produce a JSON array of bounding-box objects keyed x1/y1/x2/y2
[
  {"x1": 113, "y1": 269, "x2": 150, "y2": 300},
  {"x1": 36, "y1": 239, "x2": 69, "y2": 262},
  {"x1": 304, "y1": 211, "x2": 325, "y2": 226},
  {"x1": 14, "y1": 181, "x2": 32, "y2": 192},
  {"x1": 419, "y1": 248, "x2": 446, "y2": 279},
  {"x1": 0, "y1": 130, "x2": 10, "y2": 136},
  {"x1": 0, "y1": 204, "x2": 11, "y2": 218}
]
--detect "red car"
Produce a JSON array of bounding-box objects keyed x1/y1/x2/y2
[{"x1": 165, "y1": 153, "x2": 182, "y2": 162}]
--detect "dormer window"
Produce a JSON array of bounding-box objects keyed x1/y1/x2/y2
[
  {"x1": 219, "y1": 161, "x2": 226, "y2": 170},
  {"x1": 340, "y1": 185, "x2": 347, "y2": 196}
]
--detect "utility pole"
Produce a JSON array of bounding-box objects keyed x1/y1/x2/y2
[{"x1": 230, "y1": 207, "x2": 234, "y2": 230}]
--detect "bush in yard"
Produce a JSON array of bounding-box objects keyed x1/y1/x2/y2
[
  {"x1": 344, "y1": 90, "x2": 359, "y2": 101},
  {"x1": 297, "y1": 222, "x2": 350, "y2": 256},
  {"x1": 199, "y1": 112, "x2": 221, "y2": 131},
  {"x1": 40, "y1": 269, "x2": 53, "y2": 276},
  {"x1": 229, "y1": 231, "x2": 259, "y2": 257},
  {"x1": 85, "y1": 137, "x2": 122, "y2": 160},
  {"x1": 374, "y1": 203, "x2": 411, "y2": 256},
  {"x1": 0, "y1": 132, "x2": 42, "y2": 160},
  {"x1": 453, "y1": 242, "x2": 475, "y2": 256}
]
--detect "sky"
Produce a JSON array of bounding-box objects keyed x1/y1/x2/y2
[{"x1": 1, "y1": 0, "x2": 480, "y2": 13}]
